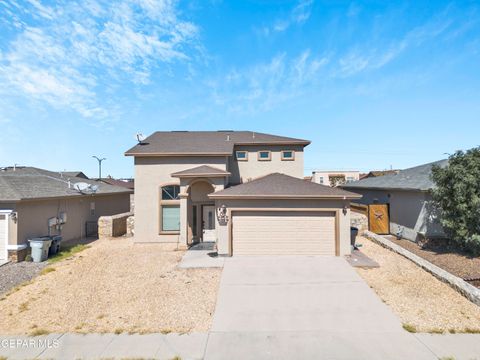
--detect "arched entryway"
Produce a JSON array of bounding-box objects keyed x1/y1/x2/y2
[{"x1": 187, "y1": 180, "x2": 216, "y2": 244}]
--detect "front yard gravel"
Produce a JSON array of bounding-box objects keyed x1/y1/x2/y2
[
  {"x1": 0, "y1": 261, "x2": 46, "y2": 295},
  {"x1": 355, "y1": 236, "x2": 480, "y2": 333},
  {"x1": 0, "y1": 237, "x2": 221, "y2": 335}
]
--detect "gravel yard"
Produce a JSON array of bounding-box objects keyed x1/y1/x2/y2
[
  {"x1": 0, "y1": 261, "x2": 46, "y2": 295},
  {"x1": 386, "y1": 235, "x2": 480, "y2": 286},
  {"x1": 355, "y1": 236, "x2": 480, "y2": 333},
  {"x1": 0, "y1": 238, "x2": 221, "y2": 335}
]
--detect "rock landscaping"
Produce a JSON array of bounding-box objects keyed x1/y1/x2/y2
[
  {"x1": 386, "y1": 235, "x2": 480, "y2": 289},
  {"x1": 0, "y1": 237, "x2": 221, "y2": 335},
  {"x1": 355, "y1": 236, "x2": 480, "y2": 333}
]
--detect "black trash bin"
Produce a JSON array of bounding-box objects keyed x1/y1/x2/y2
[
  {"x1": 350, "y1": 227, "x2": 359, "y2": 249},
  {"x1": 48, "y1": 235, "x2": 62, "y2": 256}
]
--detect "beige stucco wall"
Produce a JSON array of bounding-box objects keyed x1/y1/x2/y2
[
  {"x1": 214, "y1": 198, "x2": 351, "y2": 256},
  {"x1": 134, "y1": 156, "x2": 228, "y2": 243},
  {"x1": 228, "y1": 145, "x2": 304, "y2": 184},
  {"x1": 13, "y1": 193, "x2": 130, "y2": 246}
]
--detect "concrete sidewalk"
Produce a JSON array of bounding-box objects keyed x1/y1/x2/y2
[
  {"x1": 0, "y1": 332, "x2": 208, "y2": 359},
  {"x1": 178, "y1": 242, "x2": 225, "y2": 269}
]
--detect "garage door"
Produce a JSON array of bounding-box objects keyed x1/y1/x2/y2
[
  {"x1": 232, "y1": 211, "x2": 337, "y2": 255},
  {"x1": 0, "y1": 214, "x2": 7, "y2": 262}
]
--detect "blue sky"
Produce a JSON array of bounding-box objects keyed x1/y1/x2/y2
[{"x1": 0, "y1": 0, "x2": 479, "y2": 178}]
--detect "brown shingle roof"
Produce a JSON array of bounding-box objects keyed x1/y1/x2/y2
[
  {"x1": 125, "y1": 131, "x2": 310, "y2": 156},
  {"x1": 209, "y1": 173, "x2": 361, "y2": 199},
  {"x1": 171, "y1": 165, "x2": 231, "y2": 178}
]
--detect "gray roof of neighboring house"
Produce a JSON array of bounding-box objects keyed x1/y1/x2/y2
[
  {"x1": 342, "y1": 160, "x2": 449, "y2": 192},
  {"x1": 209, "y1": 173, "x2": 361, "y2": 199},
  {"x1": 0, "y1": 167, "x2": 132, "y2": 202},
  {"x1": 125, "y1": 131, "x2": 311, "y2": 156},
  {"x1": 61, "y1": 171, "x2": 89, "y2": 179},
  {"x1": 171, "y1": 165, "x2": 231, "y2": 178}
]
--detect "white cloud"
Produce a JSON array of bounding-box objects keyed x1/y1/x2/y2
[
  {"x1": 336, "y1": 11, "x2": 454, "y2": 78},
  {"x1": 210, "y1": 50, "x2": 328, "y2": 114},
  {"x1": 269, "y1": 0, "x2": 314, "y2": 34},
  {"x1": 0, "y1": 0, "x2": 199, "y2": 118}
]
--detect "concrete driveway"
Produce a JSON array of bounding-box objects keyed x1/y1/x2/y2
[{"x1": 205, "y1": 256, "x2": 437, "y2": 360}]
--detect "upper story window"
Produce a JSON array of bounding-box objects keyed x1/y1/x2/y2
[
  {"x1": 319, "y1": 177, "x2": 324, "y2": 184},
  {"x1": 162, "y1": 185, "x2": 180, "y2": 200},
  {"x1": 346, "y1": 176, "x2": 355, "y2": 183},
  {"x1": 236, "y1": 151, "x2": 248, "y2": 161},
  {"x1": 257, "y1": 150, "x2": 271, "y2": 161},
  {"x1": 281, "y1": 150, "x2": 295, "y2": 161}
]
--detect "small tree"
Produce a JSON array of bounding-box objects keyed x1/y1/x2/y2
[{"x1": 431, "y1": 147, "x2": 480, "y2": 255}]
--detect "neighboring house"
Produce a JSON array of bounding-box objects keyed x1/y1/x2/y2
[
  {"x1": 342, "y1": 160, "x2": 447, "y2": 242},
  {"x1": 0, "y1": 167, "x2": 132, "y2": 262},
  {"x1": 100, "y1": 177, "x2": 135, "y2": 190},
  {"x1": 125, "y1": 131, "x2": 360, "y2": 256},
  {"x1": 311, "y1": 170, "x2": 360, "y2": 187},
  {"x1": 61, "y1": 171, "x2": 89, "y2": 179},
  {"x1": 359, "y1": 170, "x2": 400, "y2": 180},
  {"x1": 100, "y1": 177, "x2": 135, "y2": 211}
]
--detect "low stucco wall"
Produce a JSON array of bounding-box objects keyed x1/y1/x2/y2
[
  {"x1": 98, "y1": 212, "x2": 134, "y2": 238},
  {"x1": 214, "y1": 198, "x2": 352, "y2": 256}
]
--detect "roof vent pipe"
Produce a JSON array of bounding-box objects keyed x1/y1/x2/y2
[{"x1": 226, "y1": 135, "x2": 231, "y2": 141}]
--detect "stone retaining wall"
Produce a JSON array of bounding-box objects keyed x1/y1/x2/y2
[
  {"x1": 351, "y1": 210, "x2": 368, "y2": 232},
  {"x1": 126, "y1": 215, "x2": 134, "y2": 237},
  {"x1": 98, "y1": 212, "x2": 133, "y2": 238},
  {"x1": 364, "y1": 230, "x2": 480, "y2": 306}
]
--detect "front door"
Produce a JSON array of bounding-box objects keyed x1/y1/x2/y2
[{"x1": 202, "y1": 205, "x2": 216, "y2": 242}]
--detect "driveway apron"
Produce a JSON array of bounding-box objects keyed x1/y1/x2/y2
[{"x1": 205, "y1": 256, "x2": 437, "y2": 360}]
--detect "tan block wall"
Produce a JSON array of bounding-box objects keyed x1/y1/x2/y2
[
  {"x1": 214, "y1": 198, "x2": 351, "y2": 256},
  {"x1": 98, "y1": 212, "x2": 134, "y2": 238}
]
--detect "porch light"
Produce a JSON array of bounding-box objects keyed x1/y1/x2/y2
[
  {"x1": 10, "y1": 212, "x2": 17, "y2": 223},
  {"x1": 217, "y1": 204, "x2": 229, "y2": 224}
]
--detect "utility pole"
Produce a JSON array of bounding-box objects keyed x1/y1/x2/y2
[{"x1": 92, "y1": 156, "x2": 106, "y2": 180}]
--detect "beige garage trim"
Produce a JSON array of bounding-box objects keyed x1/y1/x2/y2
[
  {"x1": 0, "y1": 212, "x2": 9, "y2": 262},
  {"x1": 228, "y1": 208, "x2": 340, "y2": 256}
]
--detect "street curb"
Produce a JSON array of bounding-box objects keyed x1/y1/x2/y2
[{"x1": 363, "y1": 231, "x2": 480, "y2": 307}]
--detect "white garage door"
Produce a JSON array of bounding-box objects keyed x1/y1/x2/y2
[
  {"x1": 0, "y1": 214, "x2": 7, "y2": 262},
  {"x1": 232, "y1": 211, "x2": 336, "y2": 256}
]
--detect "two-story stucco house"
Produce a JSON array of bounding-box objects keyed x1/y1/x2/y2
[{"x1": 125, "y1": 131, "x2": 360, "y2": 256}]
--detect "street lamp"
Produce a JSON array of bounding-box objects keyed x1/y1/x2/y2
[{"x1": 92, "y1": 156, "x2": 106, "y2": 180}]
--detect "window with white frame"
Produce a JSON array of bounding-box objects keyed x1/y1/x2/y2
[
  {"x1": 257, "y1": 150, "x2": 271, "y2": 161},
  {"x1": 160, "y1": 185, "x2": 180, "y2": 232},
  {"x1": 319, "y1": 177, "x2": 324, "y2": 184},
  {"x1": 236, "y1": 151, "x2": 248, "y2": 161},
  {"x1": 281, "y1": 150, "x2": 295, "y2": 161}
]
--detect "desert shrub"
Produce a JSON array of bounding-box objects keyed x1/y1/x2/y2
[{"x1": 431, "y1": 147, "x2": 480, "y2": 255}]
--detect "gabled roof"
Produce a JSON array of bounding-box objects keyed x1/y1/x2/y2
[
  {"x1": 209, "y1": 173, "x2": 361, "y2": 199},
  {"x1": 0, "y1": 167, "x2": 132, "y2": 202},
  {"x1": 61, "y1": 171, "x2": 89, "y2": 179},
  {"x1": 342, "y1": 160, "x2": 448, "y2": 192},
  {"x1": 100, "y1": 178, "x2": 135, "y2": 189},
  {"x1": 171, "y1": 165, "x2": 231, "y2": 178},
  {"x1": 125, "y1": 131, "x2": 310, "y2": 156}
]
